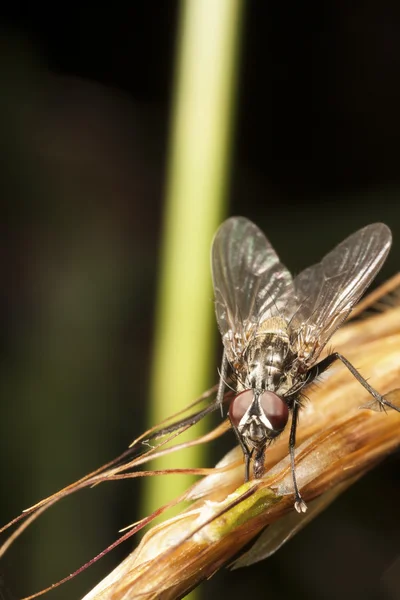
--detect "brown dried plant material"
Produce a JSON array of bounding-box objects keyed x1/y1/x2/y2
[
  {"x1": 82, "y1": 303, "x2": 400, "y2": 600},
  {"x1": 1, "y1": 283, "x2": 400, "y2": 600}
]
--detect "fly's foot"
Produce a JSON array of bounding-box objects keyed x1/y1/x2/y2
[
  {"x1": 294, "y1": 495, "x2": 308, "y2": 513},
  {"x1": 359, "y1": 398, "x2": 386, "y2": 412},
  {"x1": 359, "y1": 394, "x2": 400, "y2": 414}
]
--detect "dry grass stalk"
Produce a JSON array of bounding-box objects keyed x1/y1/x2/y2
[
  {"x1": 82, "y1": 301, "x2": 400, "y2": 599},
  {"x1": 2, "y1": 283, "x2": 400, "y2": 600}
]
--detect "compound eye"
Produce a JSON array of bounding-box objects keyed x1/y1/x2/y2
[
  {"x1": 229, "y1": 389, "x2": 253, "y2": 427},
  {"x1": 259, "y1": 391, "x2": 289, "y2": 431}
]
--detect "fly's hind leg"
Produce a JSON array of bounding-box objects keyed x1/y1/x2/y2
[
  {"x1": 288, "y1": 349, "x2": 400, "y2": 515},
  {"x1": 310, "y1": 352, "x2": 400, "y2": 413}
]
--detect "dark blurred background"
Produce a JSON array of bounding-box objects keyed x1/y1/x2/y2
[{"x1": 0, "y1": 3, "x2": 399, "y2": 600}]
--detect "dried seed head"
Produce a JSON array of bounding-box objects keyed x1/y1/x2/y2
[{"x1": 82, "y1": 304, "x2": 400, "y2": 600}]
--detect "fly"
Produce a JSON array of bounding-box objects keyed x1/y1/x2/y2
[{"x1": 211, "y1": 216, "x2": 399, "y2": 512}]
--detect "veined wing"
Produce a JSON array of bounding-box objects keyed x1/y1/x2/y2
[
  {"x1": 287, "y1": 223, "x2": 392, "y2": 365},
  {"x1": 211, "y1": 217, "x2": 293, "y2": 363}
]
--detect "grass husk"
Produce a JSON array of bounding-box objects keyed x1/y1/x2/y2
[
  {"x1": 1, "y1": 281, "x2": 400, "y2": 600},
  {"x1": 81, "y1": 301, "x2": 400, "y2": 599}
]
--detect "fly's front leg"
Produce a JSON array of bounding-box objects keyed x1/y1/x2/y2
[
  {"x1": 217, "y1": 349, "x2": 229, "y2": 416},
  {"x1": 289, "y1": 401, "x2": 307, "y2": 513},
  {"x1": 229, "y1": 419, "x2": 253, "y2": 481},
  {"x1": 311, "y1": 352, "x2": 400, "y2": 413}
]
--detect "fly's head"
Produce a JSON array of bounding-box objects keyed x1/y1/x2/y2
[{"x1": 229, "y1": 389, "x2": 289, "y2": 451}]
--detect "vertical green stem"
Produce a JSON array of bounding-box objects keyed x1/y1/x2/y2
[{"x1": 143, "y1": 0, "x2": 244, "y2": 519}]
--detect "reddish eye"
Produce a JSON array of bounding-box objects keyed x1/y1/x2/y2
[
  {"x1": 259, "y1": 391, "x2": 289, "y2": 431},
  {"x1": 229, "y1": 389, "x2": 253, "y2": 427}
]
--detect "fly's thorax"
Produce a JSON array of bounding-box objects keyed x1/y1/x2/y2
[
  {"x1": 223, "y1": 317, "x2": 290, "y2": 370},
  {"x1": 243, "y1": 329, "x2": 296, "y2": 393}
]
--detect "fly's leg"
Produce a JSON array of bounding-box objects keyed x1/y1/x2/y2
[
  {"x1": 289, "y1": 348, "x2": 400, "y2": 513},
  {"x1": 230, "y1": 419, "x2": 253, "y2": 481},
  {"x1": 253, "y1": 445, "x2": 266, "y2": 479},
  {"x1": 217, "y1": 350, "x2": 229, "y2": 416},
  {"x1": 311, "y1": 352, "x2": 400, "y2": 413},
  {"x1": 244, "y1": 450, "x2": 252, "y2": 482},
  {"x1": 289, "y1": 401, "x2": 307, "y2": 513}
]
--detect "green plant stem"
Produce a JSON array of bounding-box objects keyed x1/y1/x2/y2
[{"x1": 143, "y1": 0, "x2": 244, "y2": 519}]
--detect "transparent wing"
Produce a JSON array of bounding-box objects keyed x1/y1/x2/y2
[
  {"x1": 287, "y1": 223, "x2": 392, "y2": 364},
  {"x1": 211, "y1": 217, "x2": 293, "y2": 362}
]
